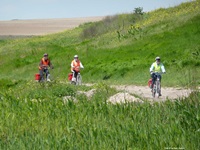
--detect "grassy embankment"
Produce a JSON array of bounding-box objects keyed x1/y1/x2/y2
[{"x1": 0, "y1": 1, "x2": 199, "y2": 149}]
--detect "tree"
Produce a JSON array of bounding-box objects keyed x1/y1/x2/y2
[{"x1": 134, "y1": 7, "x2": 144, "y2": 15}]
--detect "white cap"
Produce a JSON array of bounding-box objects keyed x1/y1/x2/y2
[
  {"x1": 74, "y1": 55, "x2": 78, "y2": 58},
  {"x1": 155, "y1": 56, "x2": 160, "y2": 60}
]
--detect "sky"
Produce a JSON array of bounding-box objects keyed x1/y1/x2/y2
[{"x1": 0, "y1": 0, "x2": 191, "y2": 21}]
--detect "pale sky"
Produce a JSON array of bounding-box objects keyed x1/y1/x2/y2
[{"x1": 0, "y1": 0, "x2": 191, "y2": 21}]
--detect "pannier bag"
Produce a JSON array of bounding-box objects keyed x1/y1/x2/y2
[
  {"x1": 35, "y1": 73, "x2": 40, "y2": 81},
  {"x1": 68, "y1": 73, "x2": 73, "y2": 81},
  {"x1": 148, "y1": 78, "x2": 152, "y2": 88}
]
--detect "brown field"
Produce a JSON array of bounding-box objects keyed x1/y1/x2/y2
[{"x1": 0, "y1": 16, "x2": 104, "y2": 36}]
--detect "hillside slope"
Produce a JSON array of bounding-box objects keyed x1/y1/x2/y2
[{"x1": 0, "y1": 0, "x2": 200, "y2": 87}]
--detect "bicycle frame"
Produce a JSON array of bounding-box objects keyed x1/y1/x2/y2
[
  {"x1": 152, "y1": 72, "x2": 161, "y2": 98},
  {"x1": 40, "y1": 68, "x2": 51, "y2": 82},
  {"x1": 71, "y1": 72, "x2": 82, "y2": 85}
]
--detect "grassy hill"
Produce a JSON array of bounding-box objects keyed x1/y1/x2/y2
[
  {"x1": 0, "y1": 1, "x2": 200, "y2": 87},
  {"x1": 0, "y1": 1, "x2": 199, "y2": 149}
]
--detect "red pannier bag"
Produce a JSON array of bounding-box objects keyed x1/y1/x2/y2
[
  {"x1": 68, "y1": 73, "x2": 73, "y2": 81},
  {"x1": 35, "y1": 73, "x2": 40, "y2": 81},
  {"x1": 148, "y1": 78, "x2": 152, "y2": 88}
]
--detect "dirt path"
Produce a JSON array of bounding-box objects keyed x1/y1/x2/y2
[
  {"x1": 113, "y1": 85, "x2": 192, "y2": 102},
  {"x1": 83, "y1": 83, "x2": 193, "y2": 103}
]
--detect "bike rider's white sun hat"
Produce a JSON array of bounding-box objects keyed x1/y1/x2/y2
[
  {"x1": 155, "y1": 56, "x2": 160, "y2": 60},
  {"x1": 74, "y1": 55, "x2": 78, "y2": 58}
]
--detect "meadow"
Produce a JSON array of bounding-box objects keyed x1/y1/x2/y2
[{"x1": 0, "y1": 0, "x2": 200, "y2": 149}]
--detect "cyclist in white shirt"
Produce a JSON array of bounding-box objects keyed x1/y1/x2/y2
[{"x1": 149, "y1": 56, "x2": 166, "y2": 96}]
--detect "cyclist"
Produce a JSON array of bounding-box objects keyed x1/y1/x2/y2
[
  {"x1": 71, "y1": 55, "x2": 84, "y2": 81},
  {"x1": 149, "y1": 56, "x2": 166, "y2": 96},
  {"x1": 38, "y1": 53, "x2": 53, "y2": 82}
]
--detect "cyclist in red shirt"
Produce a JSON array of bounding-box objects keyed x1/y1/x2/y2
[{"x1": 38, "y1": 53, "x2": 53, "y2": 82}]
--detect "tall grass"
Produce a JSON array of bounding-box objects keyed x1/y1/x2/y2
[{"x1": 0, "y1": 81, "x2": 199, "y2": 149}]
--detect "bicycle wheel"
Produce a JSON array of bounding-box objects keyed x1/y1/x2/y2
[
  {"x1": 156, "y1": 80, "x2": 160, "y2": 98},
  {"x1": 71, "y1": 78, "x2": 76, "y2": 85},
  {"x1": 71, "y1": 81, "x2": 76, "y2": 85},
  {"x1": 76, "y1": 74, "x2": 82, "y2": 85},
  {"x1": 152, "y1": 83, "x2": 156, "y2": 98}
]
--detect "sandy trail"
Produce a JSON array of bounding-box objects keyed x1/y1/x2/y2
[
  {"x1": 113, "y1": 85, "x2": 192, "y2": 102},
  {"x1": 65, "y1": 83, "x2": 194, "y2": 104},
  {"x1": 83, "y1": 83, "x2": 193, "y2": 102}
]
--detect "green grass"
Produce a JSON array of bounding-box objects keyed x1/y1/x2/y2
[
  {"x1": 0, "y1": 81, "x2": 199, "y2": 149},
  {"x1": 0, "y1": 0, "x2": 200, "y2": 149}
]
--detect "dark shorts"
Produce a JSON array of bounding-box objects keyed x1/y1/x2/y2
[
  {"x1": 72, "y1": 70, "x2": 80, "y2": 78},
  {"x1": 151, "y1": 73, "x2": 162, "y2": 83}
]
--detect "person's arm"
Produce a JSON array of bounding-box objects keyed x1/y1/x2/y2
[
  {"x1": 149, "y1": 63, "x2": 154, "y2": 73},
  {"x1": 71, "y1": 61, "x2": 74, "y2": 68},
  {"x1": 39, "y1": 60, "x2": 43, "y2": 68},
  {"x1": 161, "y1": 64, "x2": 166, "y2": 73},
  {"x1": 71, "y1": 60, "x2": 75, "y2": 72},
  {"x1": 80, "y1": 62, "x2": 84, "y2": 69},
  {"x1": 49, "y1": 61, "x2": 53, "y2": 69}
]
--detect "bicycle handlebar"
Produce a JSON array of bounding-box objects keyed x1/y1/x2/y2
[
  {"x1": 151, "y1": 72, "x2": 165, "y2": 75},
  {"x1": 41, "y1": 65, "x2": 53, "y2": 69}
]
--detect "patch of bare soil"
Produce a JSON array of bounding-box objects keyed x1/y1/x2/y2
[
  {"x1": 77, "y1": 89, "x2": 96, "y2": 99},
  {"x1": 107, "y1": 92, "x2": 143, "y2": 104},
  {"x1": 0, "y1": 16, "x2": 104, "y2": 36}
]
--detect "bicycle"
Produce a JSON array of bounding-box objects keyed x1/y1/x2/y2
[
  {"x1": 39, "y1": 66, "x2": 53, "y2": 82},
  {"x1": 151, "y1": 72, "x2": 162, "y2": 98},
  {"x1": 71, "y1": 72, "x2": 82, "y2": 85}
]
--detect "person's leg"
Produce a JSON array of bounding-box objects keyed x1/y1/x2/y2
[
  {"x1": 160, "y1": 75, "x2": 162, "y2": 96},
  {"x1": 72, "y1": 71, "x2": 75, "y2": 78},
  {"x1": 158, "y1": 74, "x2": 162, "y2": 96},
  {"x1": 151, "y1": 73, "x2": 156, "y2": 88},
  {"x1": 44, "y1": 69, "x2": 48, "y2": 78},
  {"x1": 39, "y1": 69, "x2": 44, "y2": 81},
  {"x1": 73, "y1": 71, "x2": 78, "y2": 78},
  {"x1": 45, "y1": 69, "x2": 50, "y2": 81},
  {"x1": 75, "y1": 72, "x2": 78, "y2": 81},
  {"x1": 72, "y1": 71, "x2": 78, "y2": 82}
]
